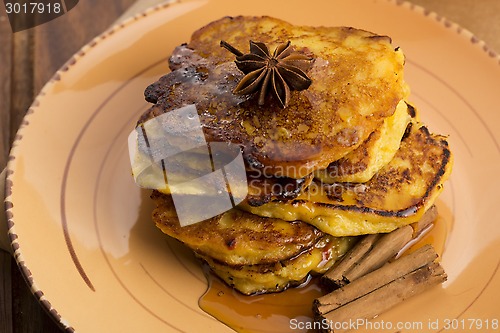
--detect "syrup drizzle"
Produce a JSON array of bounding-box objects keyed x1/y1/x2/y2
[
  {"x1": 199, "y1": 217, "x2": 450, "y2": 333},
  {"x1": 199, "y1": 273, "x2": 324, "y2": 333}
]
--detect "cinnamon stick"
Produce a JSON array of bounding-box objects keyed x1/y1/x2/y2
[
  {"x1": 322, "y1": 234, "x2": 381, "y2": 287},
  {"x1": 323, "y1": 206, "x2": 438, "y2": 287},
  {"x1": 344, "y1": 225, "x2": 413, "y2": 282},
  {"x1": 316, "y1": 261, "x2": 446, "y2": 333},
  {"x1": 315, "y1": 244, "x2": 438, "y2": 315}
]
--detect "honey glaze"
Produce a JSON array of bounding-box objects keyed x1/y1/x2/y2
[
  {"x1": 199, "y1": 271, "x2": 325, "y2": 333},
  {"x1": 199, "y1": 216, "x2": 452, "y2": 333}
]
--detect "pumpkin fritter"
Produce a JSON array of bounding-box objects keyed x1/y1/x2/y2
[
  {"x1": 139, "y1": 16, "x2": 409, "y2": 179},
  {"x1": 197, "y1": 235, "x2": 356, "y2": 295},
  {"x1": 239, "y1": 122, "x2": 453, "y2": 236},
  {"x1": 152, "y1": 191, "x2": 326, "y2": 266}
]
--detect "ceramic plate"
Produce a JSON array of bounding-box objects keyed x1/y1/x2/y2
[{"x1": 5, "y1": 0, "x2": 500, "y2": 332}]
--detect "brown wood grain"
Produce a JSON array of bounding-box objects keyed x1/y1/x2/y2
[
  {"x1": 0, "y1": 252, "x2": 13, "y2": 333},
  {"x1": 0, "y1": 10, "x2": 12, "y2": 171},
  {"x1": 10, "y1": 29, "x2": 34, "y2": 144}
]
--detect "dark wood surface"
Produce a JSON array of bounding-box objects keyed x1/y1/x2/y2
[{"x1": 0, "y1": 0, "x2": 499, "y2": 332}]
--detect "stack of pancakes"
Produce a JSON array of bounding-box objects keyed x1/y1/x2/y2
[{"x1": 134, "y1": 16, "x2": 453, "y2": 295}]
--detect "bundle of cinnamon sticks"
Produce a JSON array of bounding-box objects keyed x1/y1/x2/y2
[{"x1": 313, "y1": 206, "x2": 447, "y2": 333}]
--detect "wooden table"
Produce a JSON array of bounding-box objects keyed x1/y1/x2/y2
[{"x1": 0, "y1": 0, "x2": 499, "y2": 332}]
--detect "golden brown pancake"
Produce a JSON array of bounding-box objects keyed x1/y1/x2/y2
[
  {"x1": 239, "y1": 122, "x2": 453, "y2": 236},
  {"x1": 152, "y1": 191, "x2": 326, "y2": 266},
  {"x1": 139, "y1": 16, "x2": 409, "y2": 178},
  {"x1": 197, "y1": 235, "x2": 356, "y2": 295}
]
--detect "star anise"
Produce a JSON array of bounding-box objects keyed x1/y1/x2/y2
[{"x1": 220, "y1": 40, "x2": 313, "y2": 108}]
